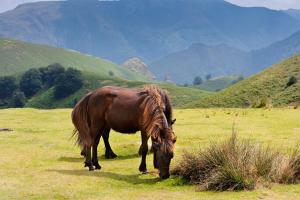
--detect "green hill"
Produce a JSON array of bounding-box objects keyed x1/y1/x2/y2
[
  {"x1": 196, "y1": 76, "x2": 243, "y2": 92},
  {"x1": 25, "y1": 73, "x2": 212, "y2": 109},
  {"x1": 0, "y1": 38, "x2": 145, "y2": 81},
  {"x1": 187, "y1": 55, "x2": 300, "y2": 108}
]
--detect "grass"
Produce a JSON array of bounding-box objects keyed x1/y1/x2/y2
[
  {"x1": 0, "y1": 108, "x2": 300, "y2": 199},
  {"x1": 0, "y1": 38, "x2": 145, "y2": 81},
  {"x1": 188, "y1": 54, "x2": 300, "y2": 108}
]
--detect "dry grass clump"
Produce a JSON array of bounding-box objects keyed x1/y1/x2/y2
[{"x1": 172, "y1": 133, "x2": 300, "y2": 191}]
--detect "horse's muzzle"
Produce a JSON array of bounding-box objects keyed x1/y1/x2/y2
[{"x1": 159, "y1": 172, "x2": 170, "y2": 179}]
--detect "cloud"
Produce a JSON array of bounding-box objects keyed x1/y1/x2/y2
[{"x1": 225, "y1": 0, "x2": 300, "y2": 10}]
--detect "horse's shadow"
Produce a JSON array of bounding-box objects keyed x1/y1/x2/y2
[
  {"x1": 48, "y1": 169, "x2": 160, "y2": 185},
  {"x1": 58, "y1": 153, "x2": 140, "y2": 163}
]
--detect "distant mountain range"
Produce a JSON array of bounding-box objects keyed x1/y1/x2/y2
[
  {"x1": 0, "y1": 0, "x2": 299, "y2": 64},
  {"x1": 151, "y1": 30, "x2": 300, "y2": 83}
]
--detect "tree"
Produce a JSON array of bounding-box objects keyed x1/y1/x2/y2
[
  {"x1": 0, "y1": 76, "x2": 18, "y2": 99},
  {"x1": 205, "y1": 74, "x2": 212, "y2": 81},
  {"x1": 20, "y1": 68, "x2": 43, "y2": 97},
  {"x1": 39, "y1": 63, "x2": 65, "y2": 87},
  {"x1": 54, "y1": 68, "x2": 84, "y2": 99},
  {"x1": 193, "y1": 76, "x2": 203, "y2": 85},
  {"x1": 10, "y1": 91, "x2": 26, "y2": 108}
]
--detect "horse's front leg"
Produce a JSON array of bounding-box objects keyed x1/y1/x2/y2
[{"x1": 139, "y1": 132, "x2": 149, "y2": 174}]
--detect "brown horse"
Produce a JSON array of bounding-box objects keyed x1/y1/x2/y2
[{"x1": 72, "y1": 85, "x2": 176, "y2": 179}]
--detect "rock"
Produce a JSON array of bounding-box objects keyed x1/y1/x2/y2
[{"x1": 122, "y1": 57, "x2": 156, "y2": 80}]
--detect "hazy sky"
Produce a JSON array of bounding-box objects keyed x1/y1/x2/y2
[{"x1": 1, "y1": 0, "x2": 300, "y2": 13}]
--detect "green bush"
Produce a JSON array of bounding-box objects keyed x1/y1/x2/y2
[
  {"x1": 0, "y1": 76, "x2": 18, "y2": 99},
  {"x1": 286, "y1": 76, "x2": 298, "y2": 87},
  {"x1": 39, "y1": 63, "x2": 65, "y2": 87},
  {"x1": 20, "y1": 68, "x2": 43, "y2": 97},
  {"x1": 54, "y1": 68, "x2": 84, "y2": 99},
  {"x1": 10, "y1": 91, "x2": 26, "y2": 108}
]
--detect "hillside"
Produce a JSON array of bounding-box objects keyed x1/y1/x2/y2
[
  {"x1": 187, "y1": 55, "x2": 300, "y2": 108},
  {"x1": 0, "y1": 38, "x2": 145, "y2": 81},
  {"x1": 196, "y1": 76, "x2": 243, "y2": 91},
  {"x1": 0, "y1": 0, "x2": 298, "y2": 63},
  {"x1": 25, "y1": 73, "x2": 212, "y2": 109}
]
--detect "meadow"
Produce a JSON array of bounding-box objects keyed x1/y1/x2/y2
[{"x1": 0, "y1": 108, "x2": 299, "y2": 200}]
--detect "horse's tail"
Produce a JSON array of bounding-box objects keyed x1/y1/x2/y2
[{"x1": 71, "y1": 92, "x2": 93, "y2": 149}]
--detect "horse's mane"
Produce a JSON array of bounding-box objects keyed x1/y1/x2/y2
[{"x1": 139, "y1": 85, "x2": 175, "y2": 153}]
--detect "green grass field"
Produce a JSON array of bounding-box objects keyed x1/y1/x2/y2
[{"x1": 0, "y1": 108, "x2": 299, "y2": 200}]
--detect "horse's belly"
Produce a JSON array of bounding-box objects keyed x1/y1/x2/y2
[
  {"x1": 108, "y1": 120, "x2": 140, "y2": 134},
  {"x1": 105, "y1": 110, "x2": 140, "y2": 134}
]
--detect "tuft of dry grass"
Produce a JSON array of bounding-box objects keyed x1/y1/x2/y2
[{"x1": 172, "y1": 133, "x2": 300, "y2": 191}]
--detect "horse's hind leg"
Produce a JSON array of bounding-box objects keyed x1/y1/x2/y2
[
  {"x1": 92, "y1": 132, "x2": 102, "y2": 170},
  {"x1": 84, "y1": 145, "x2": 94, "y2": 171},
  {"x1": 102, "y1": 127, "x2": 117, "y2": 159},
  {"x1": 80, "y1": 147, "x2": 86, "y2": 157}
]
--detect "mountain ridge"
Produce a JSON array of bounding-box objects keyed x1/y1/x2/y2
[{"x1": 0, "y1": 0, "x2": 299, "y2": 63}]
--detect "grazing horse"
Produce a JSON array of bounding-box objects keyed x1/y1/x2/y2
[{"x1": 72, "y1": 85, "x2": 177, "y2": 179}]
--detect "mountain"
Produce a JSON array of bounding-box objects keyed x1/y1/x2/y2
[
  {"x1": 151, "y1": 31, "x2": 300, "y2": 84},
  {"x1": 251, "y1": 30, "x2": 300, "y2": 72},
  {"x1": 150, "y1": 43, "x2": 250, "y2": 83},
  {"x1": 0, "y1": 38, "x2": 145, "y2": 81},
  {"x1": 0, "y1": 0, "x2": 299, "y2": 63},
  {"x1": 122, "y1": 57, "x2": 156, "y2": 80},
  {"x1": 187, "y1": 54, "x2": 300, "y2": 108},
  {"x1": 284, "y1": 9, "x2": 300, "y2": 21}
]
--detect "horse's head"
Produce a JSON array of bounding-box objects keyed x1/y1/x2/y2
[{"x1": 152, "y1": 122, "x2": 177, "y2": 179}]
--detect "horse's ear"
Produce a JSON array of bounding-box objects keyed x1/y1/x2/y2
[
  {"x1": 171, "y1": 119, "x2": 176, "y2": 125},
  {"x1": 173, "y1": 136, "x2": 177, "y2": 143}
]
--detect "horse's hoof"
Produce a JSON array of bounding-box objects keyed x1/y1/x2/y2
[
  {"x1": 94, "y1": 163, "x2": 102, "y2": 170},
  {"x1": 88, "y1": 166, "x2": 95, "y2": 171},
  {"x1": 141, "y1": 171, "x2": 148, "y2": 175},
  {"x1": 105, "y1": 151, "x2": 118, "y2": 159}
]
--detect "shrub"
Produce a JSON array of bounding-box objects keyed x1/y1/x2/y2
[
  {"x1": 108, "y1": 70, "x2": 114, "y2": 77},
  {"x1": 172, "y1": 133, "x2": 300, "y2": 191},
  {"x1": 193, "y1": 76, "x2": 203, "y2": 85},
  {"x1": 10, "y1": 91, "x2": 26, "y2": 108},
  {"x1": 0, "y1": 76, "x2": 18, "y2": 99},
  {"x1": 286, "y1": 76, "x2": 298, "y2": 87},
  {"x1": 20, "y1": 68, "x2": 43, "y2": 97},
  {"x1": 54, "y1": 68, "x2": 84, "y2": 99}
]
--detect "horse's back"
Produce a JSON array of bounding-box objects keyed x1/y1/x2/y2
[{"x1": 89, "y1": 86, "x2": 142, "y2": 133}]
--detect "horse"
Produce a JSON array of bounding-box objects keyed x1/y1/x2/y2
[{"x1": 71, "y1": 85, "x2": 177, "y2": 179}]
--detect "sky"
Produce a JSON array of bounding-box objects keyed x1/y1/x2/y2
[{"x1": 1, "y1": 0, "x2": 300, "y2": 13}]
